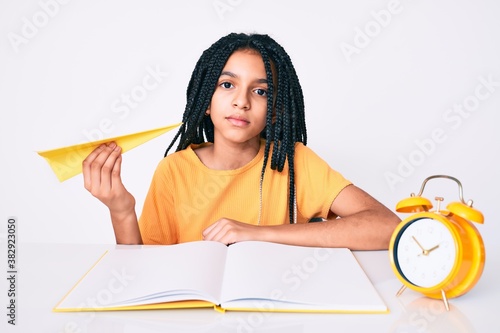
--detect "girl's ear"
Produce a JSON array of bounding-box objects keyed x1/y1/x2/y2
[{"x1": 205, "y1": 108, "x2": 210, "y2": 116}]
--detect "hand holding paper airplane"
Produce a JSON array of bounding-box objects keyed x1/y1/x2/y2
[{"x1": 37, "y1": 122, "x2": 182, "y2": 182}]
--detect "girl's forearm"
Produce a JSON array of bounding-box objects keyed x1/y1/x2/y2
[{"x1": 110, "y1": 207, "x2": 143, "y2": 245}]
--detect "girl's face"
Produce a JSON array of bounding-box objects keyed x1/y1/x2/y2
[{"x1": 208, "y1": 49, "x2": 268, "y2": 147}]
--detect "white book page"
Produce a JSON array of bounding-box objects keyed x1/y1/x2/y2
[
  {"x1": 220, "y1": 241, "x2": 386, "y2": 312},
  {"x1": 56, "y1": 241, "x2": 228, "y2": 309}
]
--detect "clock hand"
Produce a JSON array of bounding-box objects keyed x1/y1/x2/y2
[
  {"x1": 426, "y1": 244, "x2": 440, "y2": 254},
  {"x1": 413, "y1": 236, "x2": 440, "y2": 256},
  {"x1": 412, "y1": 236, "x2": 426, "y2": 255}
]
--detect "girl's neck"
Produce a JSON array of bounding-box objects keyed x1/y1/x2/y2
[{"x1": 195, "y1": 138, "x2": 262, "y2": 170}]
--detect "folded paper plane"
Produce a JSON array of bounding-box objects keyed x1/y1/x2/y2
[{"x1": 37, "y1": 122, "x2": 182, "y2": 182}]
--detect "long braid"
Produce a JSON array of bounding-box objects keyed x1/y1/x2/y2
[
  {"x1": 165, "y1": 33, "x2": 307, "y2": 224},
  {"x1": 251, "y1": 43, "x2": 274, "y2": 173},
  {"x1": 266, "y1": 42, "x2": 304, "y2": 223}
]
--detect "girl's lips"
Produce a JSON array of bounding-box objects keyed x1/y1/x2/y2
[{"x1": 226, "y1": 116, "x2": 250, "y2": 127}]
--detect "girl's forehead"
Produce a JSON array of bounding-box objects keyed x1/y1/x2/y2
[
  {"x1": 222, "y1": 50, "x2": 266, "y2": 72},
  {"x1": 227, "y1": 48, "x2": 263, "y2": 61}
]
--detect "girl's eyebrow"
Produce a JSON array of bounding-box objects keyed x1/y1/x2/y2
[{"x1": 220, "y1": 71, "x2": 268, "y2": 84}]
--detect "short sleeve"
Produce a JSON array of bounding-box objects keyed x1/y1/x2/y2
[
  {"x1": 294, "y1": 143, "x2": 352, "y2": 220},
  {"x1": 138, "y1": 158, "x2": 178, "y2": 244}
]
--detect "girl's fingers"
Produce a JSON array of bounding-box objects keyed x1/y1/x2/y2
[
  {"x1": 203, "y1": 219, "x2": 231, "y2": 243},
  {"x1": 88, "y1": 144, "x2": 114, "y2": 192},
  {"x1": 82, "y1": 144, "x2": 106, "y2": 190},
  {"x1": 82, "y1": 142, "x2": 119, "y2": 193},
  {"x1": 111, "y1": 150, "x2": 123, "y2": 189},
  {"x1": 202, "y1": 220, "x2": 220, "y2": 240},
  {"x1": 99, "y1": 144, "x2": 122, "y2": 192}
]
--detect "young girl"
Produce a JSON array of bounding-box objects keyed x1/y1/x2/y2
[{"x1": 82, "y1": 33, "x2": 400, "y2": 249}]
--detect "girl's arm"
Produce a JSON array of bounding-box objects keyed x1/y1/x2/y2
[
  {"x1": 203, "y1": 184, "x2": 400, "y2": 250},
  {"x1": 82, "y1": 142, "x2": 143, "y2": 245},
  {"x1": 264, "y1": 184, "x2": 400, "y2": 249}
]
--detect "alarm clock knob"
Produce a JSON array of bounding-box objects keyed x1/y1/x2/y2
[{"x1": 447, "y1": 201, "x2": 484, "y2": 224}]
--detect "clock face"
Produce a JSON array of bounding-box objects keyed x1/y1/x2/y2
[{"x1": 395, "y1": 217, "x2": 457, "y2": 288}]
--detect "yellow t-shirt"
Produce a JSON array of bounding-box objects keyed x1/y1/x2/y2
[{"x1": 138, "y1": 140, "x2": 351, "y2": 244}]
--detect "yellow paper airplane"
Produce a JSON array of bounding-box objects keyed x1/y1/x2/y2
[{"x1": 37, "y1": 122, "x2": 182, "y2": 182}]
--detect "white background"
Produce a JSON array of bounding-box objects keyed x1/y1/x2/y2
[{"x1": 1, "y1": 0, "x2": 499, "y2": 252}]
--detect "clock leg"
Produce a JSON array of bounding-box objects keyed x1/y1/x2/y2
[
  {"x1": 396, "y1": 285, "x2": 407, "y2": 297},
  {"x1": 441, "y1": 289, "x2": 450, "y2": 311}
]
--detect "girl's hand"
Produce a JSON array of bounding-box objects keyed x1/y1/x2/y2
[
  {"x1": 82, "y1": 142, "x2": 135, "y2": 217},
  {"x1": 202, "y1": 218, "x2": 264, "y2": 245}
]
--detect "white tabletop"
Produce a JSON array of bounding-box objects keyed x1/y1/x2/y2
[{"x1": 3, "y1": 242, "x2": 498, "y2": 333}]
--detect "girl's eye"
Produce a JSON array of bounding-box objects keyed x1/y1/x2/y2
[
  {"x1": 220, "y1": 82, "x2": 233, "y2": 89},
  {"x1": 255, "y1": 88, "x2": 267, "y2": 96}
]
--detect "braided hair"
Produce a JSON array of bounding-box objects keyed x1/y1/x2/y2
[{"x1": 165, "y1": 33, "x2": 307, "y2": 224}]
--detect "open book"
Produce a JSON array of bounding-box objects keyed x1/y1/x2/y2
[{"x1": 54, "y1": 241, "x2": 388, "y2": 313}]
